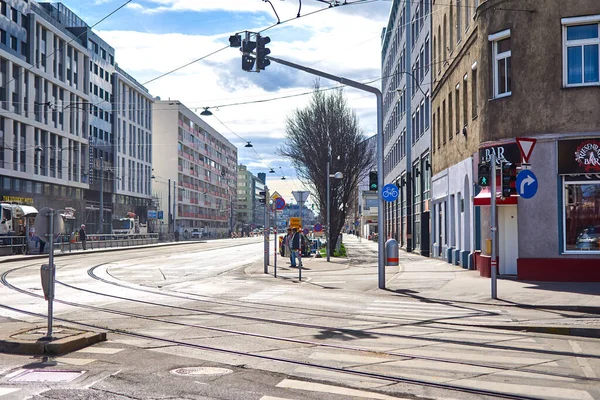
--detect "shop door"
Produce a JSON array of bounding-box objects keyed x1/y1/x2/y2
[{"x1": 498, "y1": 205, "x2": 518, "y2": 275}]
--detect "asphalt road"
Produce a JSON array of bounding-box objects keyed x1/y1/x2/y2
[{"x1": 0, "y1": 237, "x2": 599, "y2": 400}]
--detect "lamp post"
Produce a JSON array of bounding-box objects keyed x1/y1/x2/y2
[{"x1": 326, "y1": 160, "x2": 343, "y2": 262}]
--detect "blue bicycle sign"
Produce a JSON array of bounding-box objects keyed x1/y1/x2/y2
[{"x1": 381, "y1": 184, "x2": 399, "y2": 202}]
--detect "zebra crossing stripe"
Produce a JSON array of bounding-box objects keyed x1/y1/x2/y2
[
  {"x1": 276, "y1": 379, "x2": 409, "y2": 399},
  {"x1": 0, "y1": 388, "x2": 20, "y2": 397}
]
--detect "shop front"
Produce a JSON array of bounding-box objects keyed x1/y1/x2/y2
[{"x1": 516, "y1": 137, "x2": 600, "y2": 282}]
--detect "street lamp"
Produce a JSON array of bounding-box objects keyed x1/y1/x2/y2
[{"x1": 326, "y1": 161, "x2": 343, "y2": 262}]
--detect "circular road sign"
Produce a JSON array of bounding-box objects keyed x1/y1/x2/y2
[
  {"x1": 381, "y1": 183, "x2": 399, "y2": 202},
  {"x1": 275, "y1": 197, "x2": 286, "y2": 210},
  {"x1": 314, "y1": 223, "x2": 323, "y2": 232},
  {"x1": 303, "y1": 228, "x2": 309, "y2": 235}
]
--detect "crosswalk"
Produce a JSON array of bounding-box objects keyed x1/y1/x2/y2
[
  {"x1": 356, "y1": 299, "x2": 513, "y2": 323},
  {"x1": 240, "y1": 286, "x2": 291, "y2": 301}
]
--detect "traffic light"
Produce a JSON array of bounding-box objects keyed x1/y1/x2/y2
[
  {"x1": 241, "y1": 35, "x2": 256, "y2": 72},
  {"x1": 259, "y1": 191, "x2": 267, "y2": 204},
  {"x1": 228, "y1": 34, "x2": 241, "y2": 48},
  {"x1": 501, "y1": 162, "x2": 517, "y2": 198},
  {"x1": 478, "y1": 163, "x2": 491, "y2": 187},
  {"x1": 256, "y1": 34, "x2": 271, "y2": 71},
  {"x1": 369, "y1": 171, "x2": 378, "y2": 191}
]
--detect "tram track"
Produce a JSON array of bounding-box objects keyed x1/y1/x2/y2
[{"x1": 1, "y1": 262, "x2": 599, "y2": 400}]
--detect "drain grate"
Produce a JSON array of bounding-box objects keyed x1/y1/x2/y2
[
  {"x1": 10, "y1": 370, "x2": 85, "y2": 383},
  {"x1": 170, "y1": 367, "x2": 232, "y2": 376}
]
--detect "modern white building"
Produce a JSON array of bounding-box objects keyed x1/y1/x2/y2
[
  {"x1": 152, "y1": 100, "x2": 237, "y2": 238},
  {"x1": 0, "y1": 0, "x2": 90, "y2": 232},
  {"x1": 112, "y1": 66, "x2": 154, "y2": 224}
]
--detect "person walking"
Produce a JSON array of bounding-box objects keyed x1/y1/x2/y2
[
  {"x1": 79, "y1": 224, "x2": 87, "y2": 250},
  {"x1": 284, "y1": 228, "x2": 293, "y2": 262}
]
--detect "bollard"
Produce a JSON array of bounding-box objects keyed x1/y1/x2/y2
[{"x1": 385, "y1": 238, "x2": 399, "y2": 266}]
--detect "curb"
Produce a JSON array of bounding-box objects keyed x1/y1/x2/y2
[
  {"x1": 0, "y1": 331, "x2": 106, "y2": 356},
  {"x1": 470, "y1": 324, "x2": 600, "y2": 339}
]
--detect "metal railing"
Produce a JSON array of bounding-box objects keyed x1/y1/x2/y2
[
  {"x1": 57, "y1": 233, "x2": 159, "y2": 253},
  {"x1": 0, "y1": 234, "x2": 160, "y2": 256},
  {"x1": 0, "y1": 236, "x2": 31, "y2": 256}
]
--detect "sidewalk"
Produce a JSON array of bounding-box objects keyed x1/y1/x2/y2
[{"x1": 247, "y1": 234, "x2": 600, "y2": 338}]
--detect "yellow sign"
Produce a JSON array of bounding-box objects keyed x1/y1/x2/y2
[
  {"x1": 289, "y1": 217, "x2": 302, "y2": 229},
  {"x1": 271, "y1": 191, "x2": 282, "y2": 200},
  {"x1": 2, "y1": 196, "x2": 34, "y2": 205}
]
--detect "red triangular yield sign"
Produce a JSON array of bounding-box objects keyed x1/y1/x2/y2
[{"x1": 516, "y1": 137, "x2": 537, "y2": 163}]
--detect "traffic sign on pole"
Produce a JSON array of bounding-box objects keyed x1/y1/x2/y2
[
  {"x1": 381, "y1": 184, "x2": 399, "y2": 202},
  {"x1": 516, "y1": 170, "x2": 538, "y2": 199},
  {"x1": 314, "y1": 223, "x2": 323, "y2": 232},
  {"x1": 275, "y1": 197, "x2": 286, "y2": 210},
  {"x1": 516, "y1": 137, "x2": 537, "y2": 163}
]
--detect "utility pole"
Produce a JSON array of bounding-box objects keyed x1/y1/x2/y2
[
  {"x1": 490, "y1": 152, "x2": 498, "y2": 299},
  {"x1": 266, "y1": 55, "x2": 385, "y2": 289},
  {"x1": 168, "y1": 178, "x2": 171, "y2": 234},
  {"x1": 264, "y1": 186, "x2": 269, "y2": 273},
  {"x1": 404, "y1": 0, "x2": 413, "y2": 252},
  {"x1": 99, "y1": 156, "x2": 104, "y2": 234},
  {"x1": 172, "y1": 180, "x2": 176, "y2": 234}
]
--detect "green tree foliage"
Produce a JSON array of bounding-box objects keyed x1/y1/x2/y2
[{"x1": 279, "y1": 83, "x2": 375, "y2": 253}]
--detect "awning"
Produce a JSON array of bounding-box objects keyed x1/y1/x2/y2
[
  {"x1": 15, "y1": 205, "x2": 38, "y2": 216},
  {"x1": 473, "y1": 187, "x2": 518, "y2": 206}
]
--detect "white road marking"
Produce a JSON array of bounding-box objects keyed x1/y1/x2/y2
[
  {"x1": 569, "y1": 340, "x2": 597, "y2": 379},
  {"x1": 276, "y1": 379, "x2": 410, "y2": 399},
  {"x1": 0, "y1": 388, "x2": 20, "y2": 397},
  {"x1": 309, "y1": 351, "x2": 394, "y2": 365},
  {"x1": 76, "y1": 347, "x2": 124, "y2": 354},
  {"x1": 57, "y1": 357, "x2": 97, "y2": 366},
  {"x1": 454, "y1": 379, "x2": 594, "y2": 400}
]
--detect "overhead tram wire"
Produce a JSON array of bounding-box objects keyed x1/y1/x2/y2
[
  {"x1": 2, "y1": 0, "x2": 133, "y2": 89},
  {"x1": 90, "y1": 0, "x2": 379, "y2": 119}
]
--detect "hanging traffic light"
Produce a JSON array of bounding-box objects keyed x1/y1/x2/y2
[
  {"x1": 369, "y1": 171, "x2": 378, "y2": 191},
  {"x1": 241, "y1": 34, "x2": 256, "y2": 72},
  {"x1": 256, "y1": 34, "x2": 271, "y2": 71},
  {"x1": 242, "y1": 54, "x2": 255, "y2": 71},
  {"x1": 478, "y1": 163, "x2": 491, "y2": 187},
  {"x1": 501, "y1": 162, "x2": 517, "y2": 198},
  {"x1": 229, "y1": 34, "x2": 241, "y2": 48}
]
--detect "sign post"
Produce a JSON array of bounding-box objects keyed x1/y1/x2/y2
[
  {"x1": 490, "y1": 153, "x2": 497, "y2": 300},
  {"x1": 273, "y1": 197, "x2": 285, "y2": 277}
]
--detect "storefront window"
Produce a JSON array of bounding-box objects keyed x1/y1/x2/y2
[{"x1": 564, "y1": 179, "x2": 600, "y2": 252}]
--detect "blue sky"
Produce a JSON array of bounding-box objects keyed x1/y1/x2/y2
[{"x1": 59, "y1": 0, "x2": 391, "y2": 204}]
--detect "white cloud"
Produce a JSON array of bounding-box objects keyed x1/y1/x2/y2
[{"x1": 97, "y1": 0, "x2": 389, "y2": 181}]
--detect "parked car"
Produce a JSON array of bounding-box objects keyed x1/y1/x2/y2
[
  {"x1": 191, "y1": 228, "x2": 202, "y2": 239},
  {"x1": 576, "y1": 226, "x2": 600, "y2": 250}
]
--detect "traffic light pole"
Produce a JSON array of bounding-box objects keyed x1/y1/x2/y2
[
  {"x1": 264, "y1": 187, "x2": 269, "y2": 273},
  {"x1": 266, "y1": 55, "x2": 385, "y2": 288},
  {"x1": 490, "y1": 153, "x2": 498, "y2": 299}
]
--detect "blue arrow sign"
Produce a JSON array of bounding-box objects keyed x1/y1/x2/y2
[
  {"x1": 516, "y1": 170, "x2": 538, "y2": 199},
  {"x1": 381, "y1": 184, "x2": 399, "y2": 202}
]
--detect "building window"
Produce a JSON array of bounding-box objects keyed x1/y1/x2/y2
[
  {"x1": 463, "y1": 74, "x2": 468, "y2": 127},
  {"x1": 562, "y1": 16, "x2": 600, "y2": 86},
  {"x1": 455, "y1": 85, "x2": 460, "y2": 134},
  {"x1": 471, "y1": 64, "x2": 478, "y2": 118},
  {"x1": 490, "y1": 30, "x2": 512, "y2": 98},
  {"x1": 447, "y1": 92, "x2": 453, "y2": 140},
  {"x1": 564, "y1": 179, "x2": 600, "y2": 253}
]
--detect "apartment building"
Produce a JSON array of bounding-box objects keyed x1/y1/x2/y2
[
  {"x1": 152, "y1": 101, "x2": 237, "y2": 238},
  {"x1": 432, "y1": 0, "x2": 600, "y2": 281},
  {"x1": 381, "y1": 0, "x2": 432, "y2": 255},
  {"x1": 0, "y1": 0, "x2": 89, "y2": 232},
  {"x1": 112, "y1": 66, "x2": 154, "y2": 223}
]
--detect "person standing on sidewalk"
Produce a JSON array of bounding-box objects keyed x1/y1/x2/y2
[
  {"x1": 290, "y1": 228, "x2": 302, "y2": 268},
  {"x1": 79, "y1": 224, "x2": 87, "y2": 250}
]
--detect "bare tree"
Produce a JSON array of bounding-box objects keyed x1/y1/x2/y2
[{"x1": 279, "y1": 83, "x2": 375, "y2": 253}]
